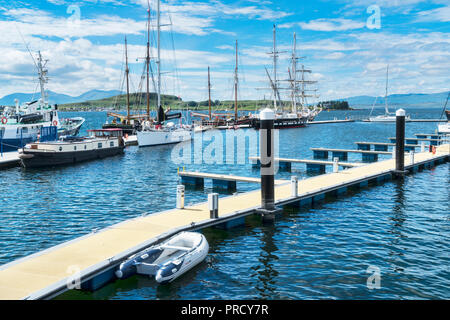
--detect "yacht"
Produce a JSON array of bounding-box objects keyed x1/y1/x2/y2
[
  {"x1": 367, "y1": 65, "x2": 410, "y2": 122},
  {"x1": 136, "y1": 0, "x2": 193, "y2": 147}
]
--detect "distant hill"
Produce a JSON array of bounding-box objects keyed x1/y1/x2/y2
[
  {"x1": 0, "y1": 90, "x2": 123, "y2": 106},
  {"x1": 342, "y1": 91, "x2": 449, "y2": 108}
]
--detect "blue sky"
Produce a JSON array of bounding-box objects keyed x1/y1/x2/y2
[{"x1": 0, "y1": 0, "x2": 448, "y2": 103}]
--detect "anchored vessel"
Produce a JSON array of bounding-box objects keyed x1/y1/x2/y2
[
  {"x1": 437, "y1": 93, "x2": 450, "y2": 134},
  {"x1": 366, "y1": 65, "x2": 411, "y2": 122},
  {"x1": 250, "y1": 27, "x2": 321, "y2": 129},
  {"x1": 0, "y1": 52, "x2": 84, "y2": 152},
  {"x1": 115, "y1": 232, "x2": 209, "y2": 284},
  {"x1": 18, "y1": 128, "x2": 125, "y2": 168},
  {"x1": 136, "y1": 0, "x2": 193, "y2": 147}
]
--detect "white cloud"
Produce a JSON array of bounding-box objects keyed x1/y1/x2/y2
[
  {"x1": 415, "y1": 5, "x2": 450, "y2": 22},
  {"x1": 280, "y1": 18, "x2": 365, "y2": 32}
]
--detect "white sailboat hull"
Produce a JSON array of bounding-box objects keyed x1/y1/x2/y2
[{"x1": 137, "y1": 128, "x2": 192, "y2": 147}]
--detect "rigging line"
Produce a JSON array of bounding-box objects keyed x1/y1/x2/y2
[
  {"x1": 113, "y1": 47, "x2": 126, "y2": 108},
  {"x1": 439, "y1": 91, "x2": 450, "y2": 120},
  {"x1": 15, "y1": 24, "x2": 38, "y2": 70}
]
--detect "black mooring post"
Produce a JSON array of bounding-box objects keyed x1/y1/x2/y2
[
  {"x1": 257, "y1": 108, "x2": 281, "y2": 222},
  {"x1": 395, "y1": 109, "x2": 406, "y2": 175}
]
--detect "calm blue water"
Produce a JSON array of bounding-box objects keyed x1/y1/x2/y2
[{"x1": 0, "y1": 108, "x2": 448, "y2": 300}]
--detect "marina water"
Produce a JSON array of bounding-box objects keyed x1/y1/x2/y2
[{"x1": 0, "y1": 108, "x2": 448, "y2": 299}]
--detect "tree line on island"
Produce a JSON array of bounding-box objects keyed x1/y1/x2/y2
[{"x1": 58, "y1": 92, "x2": 351, "y2": 111}]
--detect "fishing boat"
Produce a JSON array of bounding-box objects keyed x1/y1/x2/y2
[
  {"x1": 18, "y1": 128, "x2": 124, "y2": 168},
  {"x1": 366, "y1": 65, "x2": 411, "y2": 122},
  {"x1": 437, "y1": 92, "x2": 450, "y2": 134},
  {"x1": 115, "y1": 231, "x2": 209, "y2": 284},
  {"x1": 249, "y1": 27, "x2": 320, "y2": 129},
  {"x1": 0, "y1": 52, "x2": 85, "y2": 152},
  {"x1": 136, "y1": 0, "x2": 193, "y2": 147}
]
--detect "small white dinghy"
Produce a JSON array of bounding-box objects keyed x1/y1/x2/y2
[{"x1": 115, "y1": 232, "x2": 209, "y2": 284}]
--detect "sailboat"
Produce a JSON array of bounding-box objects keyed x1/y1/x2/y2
[
  {"x1": 103, "y1": 37, "x2": 143, "y2": 135},
  {"x1": 367, "y1": 65, "x2": 411, "y2": 122},
  {"x1": 190, "y1": 41, "x2": 252, "y2": 129},
  {"x1": 437, "y1": 92, "x2": 450, "y2": 134},
  {"x1": 136, "y1": 0, "x2": 193, "y2": 147},
  {"x1": 249, "y1": 27, "x2": 320, "y2": 129},
  {"x1": 0, "y1": 51, "x2": 84, "y2": 152}
]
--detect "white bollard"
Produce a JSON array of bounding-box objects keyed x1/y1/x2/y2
[
  {"x1": 333, "y1": 157, "x2": 339, "y2": 173},
  {"x1": 421, "y1": 141, "x2": 425, "y2": 153},
  {"x1": 208, "y1": 193, "x2": 219, "y2": 219},
  {"x1": 392, "y1": 146, "x2": 396, "y2": 159},
  {"x1": 291, "y1": 176, "x2": 298, "y2": 197},
  {"x1": 410, "y1": 150, "x2": 415, "y2": 165},
  {"x1": 176, "y1": 185, "x2": 185, "y2": 209}
]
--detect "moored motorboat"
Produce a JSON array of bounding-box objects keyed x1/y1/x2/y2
[
  {"x1": 115, "y1": 231, "x2": 209, "y2": 284},
  {"x1": 18, "y1": 128, "x2": 125, "y2": 168}
]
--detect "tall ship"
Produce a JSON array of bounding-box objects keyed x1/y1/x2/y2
[
  {"x1": 0, "y1": 52, "x2": 84, "y2": 152},
  {"x1": 136, "y1": 0, "x2": 193, "y2": 147},
  {"x1": 249, "y1": 26, "x2": 321, "y2": 129}
]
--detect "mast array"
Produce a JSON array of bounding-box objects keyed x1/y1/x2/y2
[
  {"x1": 208, "y1": 66, "x2": 212, "y2": 120},
  {"x1": 125, "y1": 37, "x2": 130, "y2": 123},
  {"x1": 234, "y1": 40, "x2": 239, "y2": 121},
  {"x1": 146, "y1": 3, "x2": 151, "y2": 118}
]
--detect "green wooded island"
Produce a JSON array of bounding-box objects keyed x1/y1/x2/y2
[{"x1": 57, "y1": 92, "x2": 352, "y2": 112}]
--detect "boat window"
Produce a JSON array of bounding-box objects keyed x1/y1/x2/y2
[
  {"x1": 98, "y1": 143, "x2": 102, "y2": 148},
  {"x1": 110, "y1": 141, "x2": 114, "y2": 147},
  {"x1": 22, "y1": 127, "x2": 28, "y2": 134},
  {"x1": 84, "y1": 145, "x2": 87, "y2": 150},
  {"x1": 74, "y1": 146, "x2": 77, "y2": 151},
  {"x1": 59, "y1": 146, "x2": 62, "y2": 151}
]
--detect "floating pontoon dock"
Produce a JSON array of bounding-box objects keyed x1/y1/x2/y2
[
  {"x1": 0, "y1": 152, "x2": 20, "y2": 169},
  {"x1": 249, "y1": 156, "x2": 362, "y2": 172},
  {"x1": 178, "y1": 170, "x2": 287, "y2": 190},
  {"x1": 0, "y1": 142, "x2": 448, "y2": 300}
]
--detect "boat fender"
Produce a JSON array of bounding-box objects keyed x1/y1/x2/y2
[
  {"x1": 1, "y1": 117, "x2": 7, "y2": 124},
  {"x1": 53, "y1": 120, "x2": 58, "y2": 126},
  {"x1": 155, "y1": 258, "x2": 184, "y2": 284},
  {"x1": 116, "y1": 248, "x2": 163, "y2": 279},
  {"x1": 115, "y1": 259, "x2": 137, "y2": 279}
]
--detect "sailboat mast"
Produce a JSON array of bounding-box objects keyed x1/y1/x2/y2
[
  {"x1": 125, "y1": 37, "x2": 130, "y2": 122},
  {"x1": 234, "y1": 40, "x2": 238, "y2": 121},
  {"x1": 292, "y1": 33, "x2": 297, "y2": 114},
  {"x1": 146, "y1": 4, "x2": 151, "y2": 118},
  {"x1": 208, "y1": 66, "x2": 212, "y2": 120},
  {"x1": 272, "y1": 25, "x2": 277, "y2": 111},
  {"x1": 385, "y1": 64, "x2": 389, "y2": 115},
  {"x1": 157, "y1": 0, "x2": 161, "y2": 109},
  {"x1": 37, "y1": 51, "x2": 48, "y2": 105}
]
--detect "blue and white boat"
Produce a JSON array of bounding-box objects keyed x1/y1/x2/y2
[
  {"x1": 115, "y1": 231, "x2": 209, "y2": 284},
  {"x1": 0, "y1": 52, "x2": 84, "y2": 152}
]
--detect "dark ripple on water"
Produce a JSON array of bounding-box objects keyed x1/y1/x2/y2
[{"x1": 1, "y1": 110, "x2": 449, "y2": 299}]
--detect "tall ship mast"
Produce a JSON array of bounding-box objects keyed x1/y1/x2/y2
[{"x1": 250, "y1": 26, "x2": 321, "y2": 129}]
